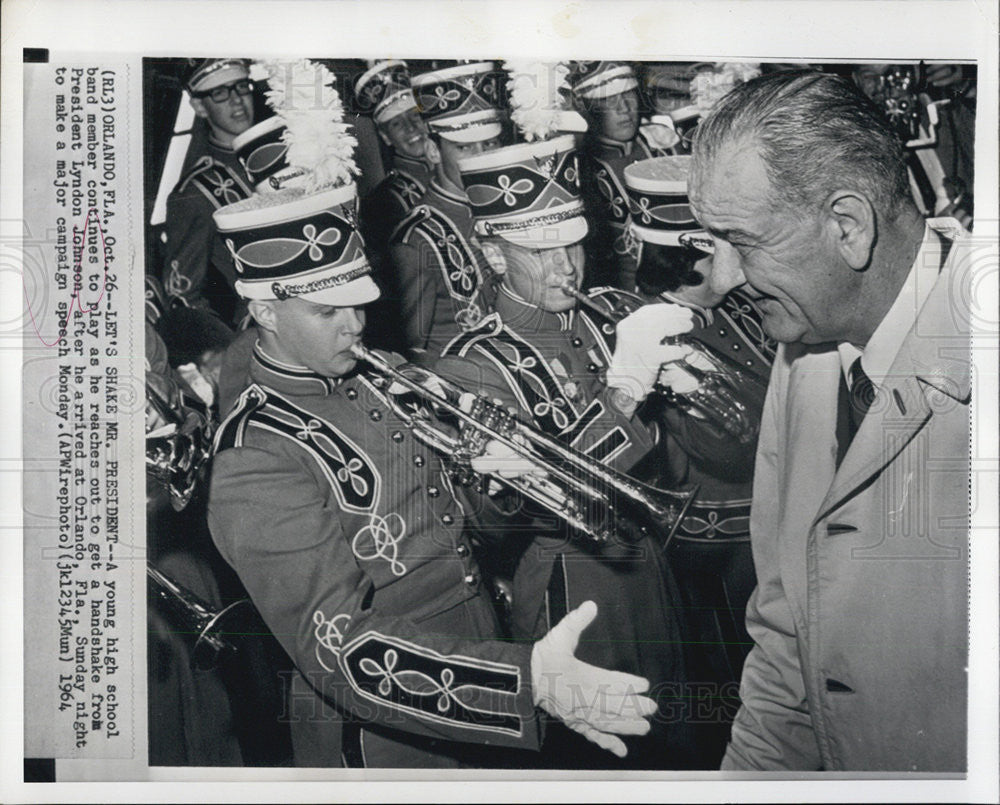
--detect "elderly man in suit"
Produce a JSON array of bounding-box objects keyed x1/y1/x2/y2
[{"x1": 610, "y1": 70, "x2": 970, "y2": 771}]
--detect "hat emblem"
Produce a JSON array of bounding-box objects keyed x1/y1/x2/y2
[
  {"x1": 302, "y1": 223, "x2": 343, "y2": 261},
  {"x1": 497, "y1": 174, "x2": 535, "y2": 206},
  {"x1": 430, "y1": 85, "x2": 463, "y2": 110}
]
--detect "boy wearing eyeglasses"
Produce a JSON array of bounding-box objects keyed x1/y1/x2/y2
[{"x1": 162, "y1": 58, "x2": 256, "y2": 322}]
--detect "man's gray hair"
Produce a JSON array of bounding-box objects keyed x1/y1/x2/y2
[{"x1": 692, "y1": 71, "x2": 913, "y2": 217}]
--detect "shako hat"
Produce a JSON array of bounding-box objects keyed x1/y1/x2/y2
[
  {"x1": 568, "y1": 61, "x2": 638, "y2": 101},
  {"x1": 354, "y1": 60, "x2": 418, "y2": 124},
  {"x1": 232, "y1": 116, "x2": 307, "y2": 192},
  {"x1": 411, "y1": 62, "x2": 504, "y2": 143},
  {"x1": 185, "y1": 58, "x2": 250, "y2": 93},
  {"x1": 459, "y1": 134, "x2": 586, "y2": 249},
  {"x1": 213, "y1": 59, "x2": 379, "y2": 306},
  {"x1": 622, "y1": 155, "x2": 713, "y2": 253},
  {"x1": 213, "y1": 183, "x2": 377, "y2": 305}
]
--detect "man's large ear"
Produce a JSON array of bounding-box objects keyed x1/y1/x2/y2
[
  {"x1": 248, "y1": 299, "x2": 279, "y2": 334},
  {"x1": 477, "y1": 238, "x2": 508, "y2": 275},
  {"x1": 825, "y1": 190, "x2": 877, "y2": 271},
  {"x1": 189, "y1": 94, "x2": 209, "y2": 121}
]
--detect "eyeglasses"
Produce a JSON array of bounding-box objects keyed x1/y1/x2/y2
[{"x1": 192, "y1": 79, "x2": 253, "y2": 103}]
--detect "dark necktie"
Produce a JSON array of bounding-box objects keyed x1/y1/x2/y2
[{"x1": 836, "y1": 357, "x2": 876, "y2": 465}]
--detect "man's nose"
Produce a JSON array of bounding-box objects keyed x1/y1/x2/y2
[
  {"x1": 551, "y1": 249, "x2": 575, "y2": 276},
  {"x1": 342, "y1": 308, "x2": 365, "y2": 334},
  {"x1": 709, "y1": 242, "x2": 748, "y2": 296}
]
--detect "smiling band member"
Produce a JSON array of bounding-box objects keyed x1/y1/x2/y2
[
  {"x1": 163, "y1": 58, "x2": 256, "y2": 321},
  {"x1": 388, "y1": 62, "x2": 508, "y2": 360},
  {"x1": 207, "y1": 159, "x2": 660, "y2": 768},
  {"x1": 355, "y1": 61, "x2": 433, "y2": 247},
  {"x1": 435, "y1": 132, "x2": 700, "y2": 769}
]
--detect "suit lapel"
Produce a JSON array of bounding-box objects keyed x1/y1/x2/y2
[{"x1": 813, "y1": 254, "x2": 970, "y2": 525}]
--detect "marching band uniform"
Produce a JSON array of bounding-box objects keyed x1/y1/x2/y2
[
  {"x1": 164, "y1": 143, "x2": 253, "y2": 315},
  {"x1": 441, "y1": 134, "x2": 695, "y2": 769},
  {"x1": 163, "y1": 60, "x2": 255, "y2": 320},
  {"x1": 569, "y1": 62, "x2": 677, "y2": 291},
  {"x1": 355, "y1": 62, "x2": 433, "y2": 250},
  {"x1": 390, "y1": 180, "x2": 497, "y2": 359},
  {"x1": 210, "y1": 343, "x2": 543, "y2": 767},
  {"x1": 208, "y1": 180, "x2": 543, "y2": 768},
  {"x1": 389, "y1": 62, "x2": 506, "y2": 358}
]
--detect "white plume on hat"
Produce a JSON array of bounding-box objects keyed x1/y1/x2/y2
[
  {"x1": 251, "y1": 59, "x2": 359, "y2": 192},
  {"x1": 504, "y1": 60, "x2": 587, "y2": 141}
]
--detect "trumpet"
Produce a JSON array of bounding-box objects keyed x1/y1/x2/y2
[
  {"x1": 350, "y1": 344, "x2": 696, "y2": 547},
  {"x1": 560, "y1": 283, "x2": 765, "y2": 444},
  {"x1": 148, "y1": 564, "x2": 255, "y2": 671}
]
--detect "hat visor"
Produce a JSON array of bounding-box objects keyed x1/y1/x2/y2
[
  {"x1": 495, "y1": 215, "x2": 589, "y2": 250},
  {"x1": 631, "y1": 223, "x2": 715, "y2": 253},
  {"x1": 236, "y1": 274, "x2": 382, "y2": 307},
  {"x1": 299, "y1": 274, "x2": 382, "y2": 306},
  {"x1": 434, "y1": 121, "x2": 503, "y2": 144}
]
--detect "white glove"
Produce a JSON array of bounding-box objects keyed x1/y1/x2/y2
[
  {"x1": 606, "y1": 303, "x2": 696, "y2": 404},
  {"x1": 656, "y1": 348, "x2": 714, "y2": 395},
  {"x1": 639, "y1": 120, "x2": 680, "y2": 151},
  {"x1": 470, "y1": 433, "x2": 545, "y2": 480},
  {"x1": 531, "y1": 601, "x2": 657, "y2": 758}
]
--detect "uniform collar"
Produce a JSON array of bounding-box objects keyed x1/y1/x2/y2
[
  {"x1": 495, "y1": 282, "x2": 575, "y2": 333},
  {"x1": 394, "y1": 153, "x2": 431, "y2": 184},
  {"x1": 594, "y1": 135, "x2": 633, "y2": 157},
  {"x1": 249, "y1": 341, "x2": 339, "y2": 397},
  {"x1": 658, "y1": 289, "x2": 714, "y2": 324},
  {"x1": 206, "y1": 135, "x2": 237, "y2": 155},
  {"x1": 428, "y1": 178, "x2": 470, "y2": 206}
]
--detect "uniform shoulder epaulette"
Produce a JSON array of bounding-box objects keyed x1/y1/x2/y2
[
  {"x1": 389, "y1": 203, "x2": 433, "y2": 244},
  {"x1": 174, "y1": 155, "x2": 252, "y2": 208},
  {"x1": 213, "y1": 383, "x2": 270, "y2": 454},
  {"x1": 439, "y1": 311, "x2": 504, "y2": 356},
  {"x1": 213, "y1": 382, "x2": 381, "y2": 514}
]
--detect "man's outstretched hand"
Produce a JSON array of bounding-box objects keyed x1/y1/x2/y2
[{"x1": 531, "y1": 601, "x2": 657, "y2": 758}]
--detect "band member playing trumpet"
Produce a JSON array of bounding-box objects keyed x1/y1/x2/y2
[
  {"x1": 608, "y1": 155, "x2": 775, "y2": 763},
  {"x1": 438, "y1": 125, "x2": 699, "y2": 769},
  {"x1": 205, "y1": 61, "x2": 658, "y2": 769}
]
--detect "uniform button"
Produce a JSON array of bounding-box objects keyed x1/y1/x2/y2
[
  {"x1": 369, "y1": 409, "x2": 383, "y2": 421},
  {"x1": 345, "y1": 388, "x2": 358, "y2": 400},
  {"x1": 718, "y1": 328, "x2": 728, "y2": 337},
  {"x1": 571, "y1": 337, "x2": 583, "y2": 348},
  {"x1": 413, "y1": 455, "x2": 426, "y2": 468},
  {"x1": 427, "y1": 485, "x2": 440, "y2": 498},
  {"x1": 587, "y1": 363, "x2": 599, "y2": 373},
  {"x1": 391, "y1": 430, "x2": 404, "y2": 442},
  {"x1": 441, "y1": 513, "x2": 454, "y2": 525},
  {"x1": 745, "y1": 359, "x2": 753, "y2": 367},
  {"x1": 731, "y1": 344, "x2": 740, "y2": 351},
  {"x1": 464, "y1": 573, "x2": 480, "y2": 587},
  {"x1": 456, "y1": 543, "x2": 470, "y2": 557}
]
